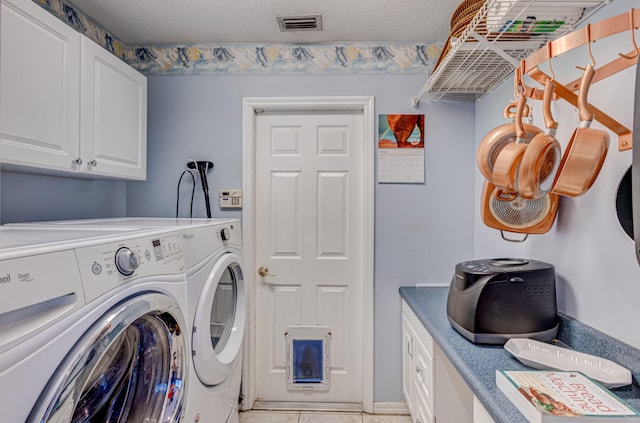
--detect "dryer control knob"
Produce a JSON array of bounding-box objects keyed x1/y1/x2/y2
[
  {"x1": 115, "y1": 247, "x2": 140, "y2": 276},
  {"x1": 220, "y1": 227, "x2": 231, "y2": 241}
]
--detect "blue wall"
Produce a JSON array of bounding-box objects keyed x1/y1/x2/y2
[
  {"x1": 1, "y1": 171, "x2": 126, "y2": 222},
  {"x1": 126, "y1": 73, "x2": 477, "y2": 402}
]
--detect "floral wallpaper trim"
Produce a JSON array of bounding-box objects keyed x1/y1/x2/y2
[
  {"x1": 128, "y1": 43, "x2": 443, "y2": 76},
  {"x1": 33, "y1": 0, "x2": 443, "y2": 76},
  {"x1": 33, "y1": 0, "x2": 129, "y2": 61}
]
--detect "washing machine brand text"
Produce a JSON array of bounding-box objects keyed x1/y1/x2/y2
[
  {"x1": 0, "y1": 273, "x2": 10, "y2": 284},
  {"x1": 18, "y1": 273, "x2": 33, "y2": 282},
  {"x1": 182, "y1": 233, "x2": 194, "y2": 241}
]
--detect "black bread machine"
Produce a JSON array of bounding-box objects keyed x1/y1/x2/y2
[{"x1": 447, "y1": 258, "x2": 558, "y2": 344}]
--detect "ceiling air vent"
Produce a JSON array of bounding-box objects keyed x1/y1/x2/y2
[{"x1": 277, "y1": 14, "x2": 322, "y2": 32}]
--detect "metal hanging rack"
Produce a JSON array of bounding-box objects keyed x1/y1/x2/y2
[
  {"x1": 522, "y1": 8, "x2": 640, "y2": 150},
  {"x1": 411, "y1": 0, "x2": 610, "y2": 105}
]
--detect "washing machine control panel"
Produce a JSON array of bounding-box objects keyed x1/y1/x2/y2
[{"x1": 75, "y1": 231, "x2": 185, "y2": 303}]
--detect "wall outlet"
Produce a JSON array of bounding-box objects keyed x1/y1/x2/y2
[{"x1": 220, "y1": 189, "x2": 242, "y2": 208}]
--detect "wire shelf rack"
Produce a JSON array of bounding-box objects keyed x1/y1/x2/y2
[{"x1": 412, "y1": 0, "x2": 610, "y2": 104}]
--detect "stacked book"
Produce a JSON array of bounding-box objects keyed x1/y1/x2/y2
[{"x1": 496, "y1": 370, "x2": 640, "y2": 422}]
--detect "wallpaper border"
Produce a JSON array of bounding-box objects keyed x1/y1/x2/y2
[{"x1": 34, "y1": 0, "x2": 442, "y2": 76}]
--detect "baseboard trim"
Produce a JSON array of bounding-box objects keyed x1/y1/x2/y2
[
  {"x1": 372, "y1": 401, "x2": 410, "y2": 415},
  {"x1": 248, "y1": 401, "x2": 409, "y2": 415},
  {"x1": 252, "y1": 401, "x2": 363, "y2": 412}
]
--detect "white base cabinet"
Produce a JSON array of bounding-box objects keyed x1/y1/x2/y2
[
  {"x1": 1, "y1": 0, "x2": 147, "y2": 180},
  {"x1": 401, "y1": 300, "x2": 496, "y2": 423},
  {"x1": 402, "y1": 301, "x2": 435, "y2": 423}
]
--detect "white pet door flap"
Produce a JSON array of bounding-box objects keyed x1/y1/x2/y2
[{"x1": 285, "y1": 326, "x2": 330, "y2": 391}]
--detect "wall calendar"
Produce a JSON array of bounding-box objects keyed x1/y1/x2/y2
[{"x1": 377, "y1": 114, "x2": 425, "y2": 183}]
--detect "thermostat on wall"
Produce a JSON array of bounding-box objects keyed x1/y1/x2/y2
[{"x1": 220, "y1": 189, "x2": 242, "y2": 208}]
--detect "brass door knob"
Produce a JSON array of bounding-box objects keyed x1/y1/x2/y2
[{"x1": 258, "y1": 266, "x2": 271, "y2": 277}]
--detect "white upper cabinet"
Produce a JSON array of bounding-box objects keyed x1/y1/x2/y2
[
  {"x1": 1, "y1": 0, "x2": 81, "y2": 171},
  {"x1": 0, "y1": 0, "x2": 147, "y2": 180},
  {"x1": 81, "y1": 37, "x2": 147, "y2": 180}
]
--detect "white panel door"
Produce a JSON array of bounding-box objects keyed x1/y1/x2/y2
[
  {"x1": 0, "y1": 0, "x2": 80, "y2": 171},
  {"x1": 254, "y1": 110, "x2": 365, "y2": 404},
  {"x1": 80, "y1": 37, "x2": 147, "y2": 180}
]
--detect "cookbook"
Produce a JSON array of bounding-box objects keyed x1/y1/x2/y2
[{"x1": 496, "y1": 370, "x2": 640, "y2": 422}]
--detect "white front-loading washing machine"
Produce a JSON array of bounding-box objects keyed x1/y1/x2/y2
[
  {"x1": 0, "y1": 225, "x2": 190, "y2": 422},
  {"x1": 14, "y1": 218, "x2": 246, "y2": 423}
]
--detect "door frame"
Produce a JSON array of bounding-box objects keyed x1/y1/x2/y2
[{"x1": 241, "y1": 96, "x2": 375, "y2": 413}]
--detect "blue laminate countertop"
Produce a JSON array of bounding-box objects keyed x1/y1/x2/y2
[{"x1": 399, "y1": 286, "x2": 640, "y2": 423}]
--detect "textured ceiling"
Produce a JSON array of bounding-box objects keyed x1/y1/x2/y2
[{"x1": 67, "y1": 0, "x2": 461, "y2": 45}]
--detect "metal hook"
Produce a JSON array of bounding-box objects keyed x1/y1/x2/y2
[
  {"x1": 619, "y1": 8, "x2": 638, "y2": 60},
  {"x1": 513, "y1": 64, "x2": 520, "y2": 101},
  {"x1": 576, "y1": 24, "x2": 596, "y2": 70},
  {"x1": 518, "y1": 60, "x2": 534, "y2": 122},
  {"x1": 546, "y1": 42, "x2": 556, "y2": 81},
  {"x1": 586, "y1": 24, "x2": 596, "y2": 67},
  {"x1": 515, "y1": 63, "x2": 526, "y2": 96}
]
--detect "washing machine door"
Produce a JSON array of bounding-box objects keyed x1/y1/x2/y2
[
  {"x1": 29, "y1": 293, "x2": 187, "y2": 423},
  {"x1": 192, "y1": 252, "x2": 245, "y2": 386}
]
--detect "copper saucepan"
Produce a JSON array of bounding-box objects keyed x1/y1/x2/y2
[
  {"x1": 550, "y1": 64, "x2": 610, "y2": 197},
  {"x1": 492, "y1": 93, "x2": 540, "y2": 192},
  {"x1": 476, "y1": 100, "x2": 540, "y2": 182},
  {"x1": 518, "y1": 79, "x2": 562, "y2": 199}
]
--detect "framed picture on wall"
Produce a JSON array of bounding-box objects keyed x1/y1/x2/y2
[{"x1": 377, "y1": 114, "x2": 425, "y2": 183}]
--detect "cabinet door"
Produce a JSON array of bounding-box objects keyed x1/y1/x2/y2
[
  {"x1": 80, "y1": 37, "x2": 147, "y2": 180},
  {"x1": 1, "y1": 0, "x2": 80, "y2": 171},
  {"x1": 401, "y1": 313, "x2": 416, "y2": 415},
  {"x1": 414, "y1": 395, "x2": 435, "y2": 423},
  {"x1": 402, "y1": 303, "x2": 435, "y2": 423},
  {"x1": 413, "y1": 336, "x2": 434, "y2": 418}
]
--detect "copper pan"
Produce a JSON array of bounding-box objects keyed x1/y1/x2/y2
[
  {"x1": 476, "y1": 99, "x2": 540, "y2": 181},
  {"x1": 550, "y1": 64, "x2": 610, "y2": 197},
  {"x1": 492, "y1": 93, "x2": 540, "y2": 192},
  {"x1": 518, "y1": 79, "x2": 562, "y2": 199},
  {"x1": 481, "y1": 181, "x2": 559, "y2": 238}
]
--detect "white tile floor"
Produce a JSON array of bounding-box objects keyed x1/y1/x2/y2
[{"x1": 239, "y1": 411, "x2": 412, "y2": 423}]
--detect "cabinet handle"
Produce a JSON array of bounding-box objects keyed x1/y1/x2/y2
[
  {"x1": 416, "y1": 366, "x2": 424, "y2": 374},
  {"x1": 87, "y1": 159, "x2": 97, "y2": 167},
  {"x1": 72, "y1": 157, "x2": 82, "y2": 166},
  {"x1": 408, "y1": 340, "x2": 413, "y2": 358}
]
